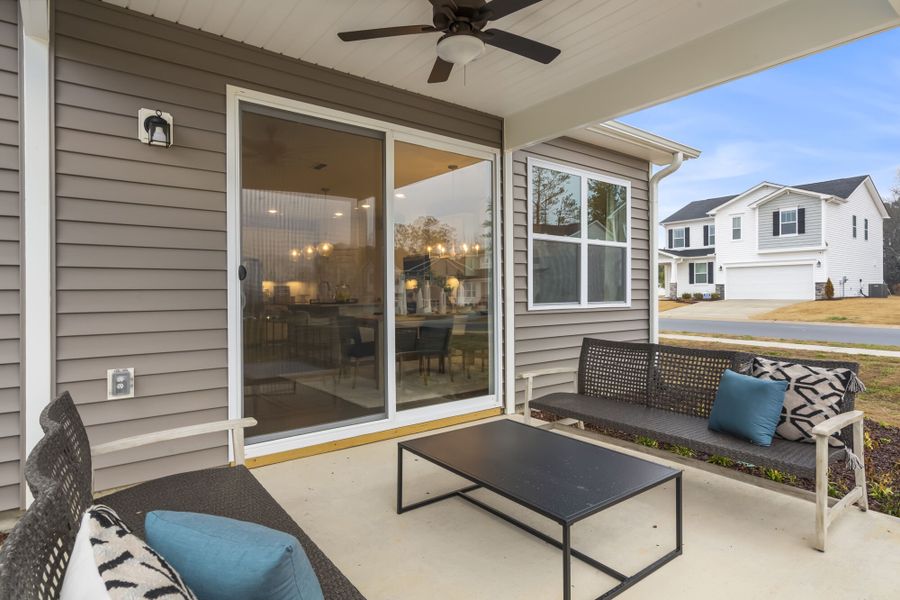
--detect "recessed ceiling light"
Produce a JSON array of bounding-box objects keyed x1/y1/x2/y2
[
  {"x1": 394, "y1": 192, "x2": 406, "y2": 199},
  {"x1": 334, "y1": 212, "x2": 343, "y2": 217},
  {"x1": 267, "y1": 209, "x2": 278, "y2": 214}
]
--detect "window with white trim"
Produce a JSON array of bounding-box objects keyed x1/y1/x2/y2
[
  {"x1": 694, "y1": 262, "x2": 708, "y2": 284},
  {"x1": 708, "y1": 225, "x2": 716, "y2": 246},
  {"x1": 672, "y1": 227, "x2": 685, "y2": 248},
  {"x1": 528, "y1": 158, "x2": 631, "y2": 309},
  {"x1": 732, "y1": 215, "x2": 742, "y2": 240},
  {"x1": 780, "y1": 208, "x2": 798, "y2": 235}
]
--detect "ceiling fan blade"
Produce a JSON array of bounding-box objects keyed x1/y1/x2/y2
[
  {"x1": 481, "y1": 0, "x2": 545, "y2": 21},
  {"x1": 428, "y1": 57, "x2": 454, "y2": 83},
  {"x1": 478, "y1": 29, "x2": 560, "y2": 64},
  {"x1": 338, "y1": 25, "x2": 436, "y2": 42}
]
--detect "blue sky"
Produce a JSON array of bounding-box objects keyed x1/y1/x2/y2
[{"x1": 621, "y1": 27, "x2": 900, "y2": 222}]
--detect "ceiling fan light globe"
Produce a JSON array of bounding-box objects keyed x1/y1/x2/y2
[{"x1": 436, "y1": 35, "x2": 485, "y2": 65}]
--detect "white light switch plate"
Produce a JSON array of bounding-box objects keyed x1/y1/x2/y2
[{"x1": 107, "y1": 368, "x2": 135, "y2": 400}]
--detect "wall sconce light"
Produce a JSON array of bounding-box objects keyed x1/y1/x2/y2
[
  {"x1": 816, "y1": 260, "x2": 822, "y2": 267},
  {"x1": 405, "y1": 279, "x2": 418, "y2": 290},
  {"x1": 718, "y1": 265, "x2": 723, "y2": 272},
  {"x1": 138, "y1": 108, "x2": 173, "y2": 147}
]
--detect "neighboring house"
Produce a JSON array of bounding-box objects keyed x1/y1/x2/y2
[{"x1": 659, "y1": 176, "x2": 889, "y2": 300}]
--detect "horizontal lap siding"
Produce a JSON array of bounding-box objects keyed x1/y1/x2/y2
[
  {"x1": 0, "y1": 0, "x2": 18, "y2": 510},
  {"x1": 55, "y1": 0, "x2": 502, "y2": 491},
  {"x1": 513, "y1": 138, "x2": 651, "y2": 404}
]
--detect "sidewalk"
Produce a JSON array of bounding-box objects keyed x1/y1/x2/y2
[{"x1": 660, "y1": 333, "x2": 900, "y2": 358}]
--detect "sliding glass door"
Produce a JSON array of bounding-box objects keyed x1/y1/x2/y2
[
  {"x1": 393, "y1": 142, "x2": 495, "y2": 410},
  {"x1": 232, "y1": 92, "x2": 498, "y2": 448},
  {"x1": 240, "y1": 104, "x2": 386, "y2": 442}
]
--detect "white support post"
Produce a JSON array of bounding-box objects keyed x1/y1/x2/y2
[
  {"x1": 21, "y1": 28, "x2": 53, "y2": 496},
  {"x1": 502, "y1": 149, "x2": 516, "y2": 415}
]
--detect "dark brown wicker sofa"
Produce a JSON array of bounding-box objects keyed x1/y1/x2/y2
[
  {"x1": 0, "y1": 392, "x2": 366, "y2": 599},
  {"x1": 522, "y1": 338, "x2": 868, "y2": 552}
]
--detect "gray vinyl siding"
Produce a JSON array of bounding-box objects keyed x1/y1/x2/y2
[
  {"x1": 757, "y1": 193, "x2": 823, "y2": 250},
  {"x1": 0, "y1": 0, "x2": 19, "y2": 511},
  {"x1": 55, "y1": 0, "x2": 502, "y2": 491},
  {"x1": 513, "y1": 138, "x2": 650, "y2": 403}
]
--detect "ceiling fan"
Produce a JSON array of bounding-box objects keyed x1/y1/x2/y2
[{"x1": 337, "y1": 0, "x2": 560, "y2": 83}]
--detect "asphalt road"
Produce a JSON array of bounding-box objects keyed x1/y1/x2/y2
[{"x1": 660, "y1": 318, "x2": 900, "y2": 346}]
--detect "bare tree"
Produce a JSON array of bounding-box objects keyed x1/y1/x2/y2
[
  {"x1": 394, "y1": 216, "x2": 457, "y2": 254},
  {"x1": 532, "y1": 166, "x2": 578, "y2": 226},
  {"x1": 884, "y1": 169, "x2": 900, "y2": 286}
]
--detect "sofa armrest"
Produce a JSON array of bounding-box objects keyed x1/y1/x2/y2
[
  {"x1": 91, "y1": 417, "x2": 258, "y2": 465},
  {"x1": 518, "y1": 366, "x2": 579, "y2": 381},
  {"x1": 518, "y1": 367, "x2": 578, "y2": 424},
  {"x1": 811, "y1": 411, "x2": 864, "y2": 437}
]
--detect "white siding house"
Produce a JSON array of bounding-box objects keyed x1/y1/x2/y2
[{"x1": 660, "y1": 176, "x2": 888, "y2": 300}]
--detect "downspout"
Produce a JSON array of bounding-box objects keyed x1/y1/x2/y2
[{"x1": 648, "y1": 152, "x2": 684, "y2": 343}]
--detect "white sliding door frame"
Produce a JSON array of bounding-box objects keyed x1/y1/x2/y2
[{"x1": 225, "y1": 86, "x2": 502, "y2": 460}]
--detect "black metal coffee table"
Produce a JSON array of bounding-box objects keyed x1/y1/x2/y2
[{"x1": 397, "y1": 420, "x2": 682, "y2": 599}]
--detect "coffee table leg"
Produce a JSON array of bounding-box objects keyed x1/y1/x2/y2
[
  {"x1": 676, "y1": 472, "x2": 683, "y2": 553},
  {"x1": 397, "y1": 446, "x2": 403, "y2": 515},
  {"x1": 562, "y1": 523, "x2": 571, "y2": 600}
]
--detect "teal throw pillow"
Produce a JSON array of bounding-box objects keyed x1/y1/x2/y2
[
  {"x1": 708, "y1": 369, "x2": 788, "y2": 447},
  {"x1": 145, "y1": 511, "x2": 324, "y2": 600}
]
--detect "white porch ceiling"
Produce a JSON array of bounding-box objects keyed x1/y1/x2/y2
[
  {"x1": 98, "y1": 0, "x2": 792, "y2": 115},
  {"x1": 99, "y1": 0, "x2": 900, "y2": 148}
]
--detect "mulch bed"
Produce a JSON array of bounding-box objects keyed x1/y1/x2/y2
[{"x1": 533, "y1": 410, "x2": 900, "y2": 517}]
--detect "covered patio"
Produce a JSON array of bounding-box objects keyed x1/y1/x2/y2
[
  {"x1": 3, "y1": 0, "x2": 900, "y2": 598},
  {"x1": 255, "y1": 415, "x2": 900, "y2": 599}
]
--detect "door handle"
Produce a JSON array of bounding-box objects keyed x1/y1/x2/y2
[{"x1": 238, "y1": 265, "x2": 247, "y2": 281}]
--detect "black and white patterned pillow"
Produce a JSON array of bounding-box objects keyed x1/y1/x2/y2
[
  {"x1": 751, "y1": 357, "x2": 864, "y2": 447},
  {"x1": 61, "y1": 504, "x2": 197, "y2": 599}
]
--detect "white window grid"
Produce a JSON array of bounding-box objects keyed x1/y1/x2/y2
[
  {"x1": 526, "y1": 157, "x2": 632, "y2": 310},
  {"x1": 694, "y1": 262, "x2": 708, "y2": 284},
  {"x1": 780, "y1": 207, "x2": 798, "y2": 236}
]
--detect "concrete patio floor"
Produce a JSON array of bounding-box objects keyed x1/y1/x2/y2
[{"x1": 253, "y1": 415, "x2": 900, "y2": 599}]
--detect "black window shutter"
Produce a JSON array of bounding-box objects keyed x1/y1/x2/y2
[
  {"x1": 772, "y1": 210, "x2": 780, "y2": 236},
  {"x1": 668, "y1": 229, "x2": 673, "y2": 248},
  {"x1": 689, "y1": 263, "x2": 695, "y2": 284},
  {"x1": 703, "y1": 225, "x2": 709, "y2": 246},
  {"x1": 708, "y1": 262, "x2": 714, "y2": 284},
  {"x1": 798, "y1": 208, "x2": 806, "y2": 234},
  {"x1": 684, "y1": 227, "x2": 690, "y2": 247}
]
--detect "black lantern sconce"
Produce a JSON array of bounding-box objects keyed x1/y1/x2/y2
[{"x1": 138, "y1": 108, "x2": 173, "y2": 147}]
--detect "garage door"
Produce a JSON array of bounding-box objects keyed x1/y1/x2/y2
[{"x1": 726, "y1": 265, "x2": 814, "y2": 300}]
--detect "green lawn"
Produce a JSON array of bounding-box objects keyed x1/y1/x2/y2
[{"x1": 671, "y1": 337, "x2": 900, "y2": 428}]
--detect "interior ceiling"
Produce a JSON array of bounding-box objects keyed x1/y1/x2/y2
[
  {"x1": 241, "y1": 111, "x2": 483, "y2": 200},
  {"x1": 102, "y1": 0, "x2": 791, "y2": 117}
]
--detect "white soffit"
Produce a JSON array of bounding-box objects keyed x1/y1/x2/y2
[
  {"x1": 102, "y1": 0, "x2": 900, "y2": 149},
  {"x1": 567, "y1": 121, "x2": 701, "y2": 166}
]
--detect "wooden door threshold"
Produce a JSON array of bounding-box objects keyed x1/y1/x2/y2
[{"x1": 245, "y1": 408, "x2": 502, "y2": 468}]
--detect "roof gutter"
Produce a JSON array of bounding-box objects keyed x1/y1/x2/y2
[{"x1": 649, "y1": 152, "x2": 684, "y2": 343}]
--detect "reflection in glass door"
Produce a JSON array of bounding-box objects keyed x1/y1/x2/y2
[
  {"x1": 240, "y1": 104, "x2": 386, "y2": 442},
  {"x1": 393, "y1": 141, "x2": 494, "y2": 410}
]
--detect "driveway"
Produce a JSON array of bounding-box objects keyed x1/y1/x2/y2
[
  {"x1": 660, "y1": 319, "x2": 900, "y2": 346},
  {"x1": 660, "y1": 299, "x2": 798, "y2": 321}
]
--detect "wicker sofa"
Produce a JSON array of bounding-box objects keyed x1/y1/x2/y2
[
  {"x1": 0, "y1": 392, "x2": 366, "y2": 599},
  {"x1": 521, "y1": 338, "x2": 868, "y2": 552}
]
